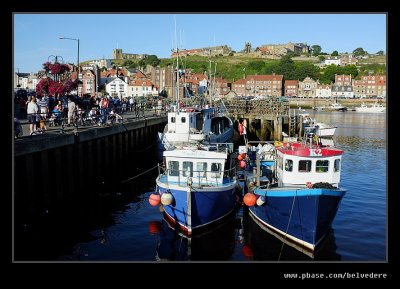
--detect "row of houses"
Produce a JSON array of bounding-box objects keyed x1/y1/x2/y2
[
  {"x1": 228, "y1": 74, "x2": 386, "y2": 99},
  {"x1": 15, "y1": 62, "x2": 386, "y2": 100}
]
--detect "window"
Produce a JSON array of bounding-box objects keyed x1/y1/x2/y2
[
  {"x1": 316, "y1": 160, "x2": 329, "y2": 173},
  {"x1": 210, "y1": 163, "x2": 221, "y2": 178},
  {"x1": 334, "y1": 159, "x2": 340, "y2": 172},
  {"x1": 299, "y1": 160, "x2": 312, "y2": 172},
  {"x1": 285, "y1": 159, "x2": 293, "y2": 172},
  {"x1": 196, "y1": 162, "x2": 207, "y2": 177},
  {"x1": 171, "y1": 117, "x2": 176, "y2": 123},
  {"x1": 182, "y1": 161, "x2": 193, "y2": 177},
  {"x1": 168, "y1": 161, "x2": 179, "y2": 176},
  {"x1": 181, "y1": 117, "x2": 186, "y2": 123}
]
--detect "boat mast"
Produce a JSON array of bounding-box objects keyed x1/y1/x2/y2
[
  {"x1": 209, "y1": 59, "x2": 212, "y2": 106},
  {"x1": 175, "y1": 18, "x2": 180, "y2": 109}
]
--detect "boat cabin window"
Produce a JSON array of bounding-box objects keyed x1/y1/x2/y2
[
  {"x1": 168, "y1": 161, "x2": 179, "y2": 176},
  {"x1": 298, "y1": 160, "x2": 312, "y2": 172},
  {"x1": 285, "y1": 159, "x2": 293, "y2": 172},
  {"x1": 196, "y1": 162, "x2": 207, "y2": 177},
  {"x1": 334, "y1": 159, "x2": 340, "y2": 172},
  {"x1": 210, "y1": 163, "x2": 222, "y2": 178},
  {"x1": 170, "y1": 117, "x2": 176, "y2": 123},
  {"x1": 182, "y1": 161, "x2": 193, "y2": 177},
  {"x1": 316, "y1": 160, "x2": 329, "y2": 173},
  {"x1": 181, "y1": 117, "x2": 186, "y2": 123}
]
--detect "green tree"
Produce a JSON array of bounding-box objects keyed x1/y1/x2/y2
[
  {"x1": 319, "y1": 64, "x2": 339, "y2": 84},
  {"x1": 353, "y1": 47, "x2": 366, "y2": 57},
  {"x1": 248, "y1": 60, "x2": 265, "y2": 70},
  {"x1": 275, "y1": 55, "x2": 295, "y2": 79},
  {"x1": 376, "y1": 50, "x2": 384, "y2": 55},
  {"x1": 145, "y1": 55, "x2": 160, "y2": 67},
  {"x1": 293, "y1": 61, "x2": 320, "y2": 81},
  {"x1": 123, "y1": 60, "x2": 133, "y2": 66},
  {"x1": 312, "y1": 45, "x2": 322, "y2": 56},
  {"x1": 318, "y1": 55, "x2": 326, "y2": 62},
  {"x1": 331, "y1": 50, "x2": 339, "y2": 56},
  {"x1": 138, "y1": 59, "x2": 146, "y2": 68},
  {"x1": 339, "y1": 65, "x2": 358, "y2": 79}
]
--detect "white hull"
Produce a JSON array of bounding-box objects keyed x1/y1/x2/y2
[
  {"x1": 316, "y1": 127, "x2": 336, "y2": 137},
  {"x1": 355, "y1": 107, "x2": 386, "y2": 113}
]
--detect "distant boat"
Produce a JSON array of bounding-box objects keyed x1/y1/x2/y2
[
  {"x1": 313, "y1": 103, "x2": 347, "y2": 112},
  {"x1": 355, "y1": 102, "x2": 386, "y2": 113}
]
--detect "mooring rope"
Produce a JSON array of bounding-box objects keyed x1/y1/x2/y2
[
  {"x1": 121, "y1": 164, "x2": 159, "y2": 184},
  {"x1": 278, "y1": 190, "x2": 297, "y2": 261}
]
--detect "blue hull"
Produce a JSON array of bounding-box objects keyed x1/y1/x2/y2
[
  {"x1": 158, "y1": 184, "x2": 237, "y2": 235},
  {"x1": 249, "y1": 188, "x2": 345, "y2": 250}
]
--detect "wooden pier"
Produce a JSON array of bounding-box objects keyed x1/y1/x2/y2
[{"x1": 220, "y1": 97, "x2": 303, "y2": 141}]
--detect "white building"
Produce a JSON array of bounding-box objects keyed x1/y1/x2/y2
[
  {"x1": 128, "y1": 80, "x2": 158, "y2": 98},
  {"x1": 324, "y1": 56, "x2": 341, "y2": 66},
  {"x1": 89, "y1": 59, "x2": 112, "y2": 69},
  {"x1": 331, "y1": 85, "x2": 354, "y2": 98},
  {"x1": 315, "y1": 84, "x2": 332, "y2": 98},
  {"x1": 105, "y1": 77, "x2": 128, "y2": 99}
]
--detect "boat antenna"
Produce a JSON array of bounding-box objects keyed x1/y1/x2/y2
[
  {"x1": 209, "y1": 58, "x2": 212, "y2": 106},
  {"x1": 174, "y1": 16, "x2": 180, "y2": 111}
]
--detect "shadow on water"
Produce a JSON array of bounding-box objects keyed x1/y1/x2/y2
[
  {"x1": 14, "y1": 146, "x2": 160, "y2": 261},
  {"x1": 154, "y1": 212, "x2": 238, "y2": 261},
  {"x1": 241, "y1": 207, "x2": 341, "y2": 261}
]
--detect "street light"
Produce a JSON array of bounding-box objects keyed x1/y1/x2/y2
[{"x1": 59, "y1": 36, "x2": 80, "y2": 94}]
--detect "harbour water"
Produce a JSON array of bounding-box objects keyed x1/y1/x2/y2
[{"x1": 15, "y1": 110, "x2": 387, "y2": 261}]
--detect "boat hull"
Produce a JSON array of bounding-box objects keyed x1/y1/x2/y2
[
  {"x1": 249, "y1": 187, "x2": 346, "y2": 251},
  {"x1": 316, "y1": 127, "x2": 336, "y2": 138},
  {"x1": 157, "y1": 181, "x2": 238, "y2": 236}
]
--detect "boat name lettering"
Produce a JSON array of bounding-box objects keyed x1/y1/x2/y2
[{"x1": 309, "y1": 149, "x2": 322, "y2": 156}]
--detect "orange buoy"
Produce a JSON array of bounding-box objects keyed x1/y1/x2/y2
[
  {"x1": 306, "y1": 182, "x2": 312, "y2": 189},
  {"x1": 238, "y1": 154, "x2": 244, "y2": 161},
  {"x1": 149, "y1": 221, "x2": 162, "y2": 234},
  {"x1": 242, "y1": 244, "x2": 254, "y2": 258},
  {"x1": 240, "y1": 160, "x2": 246, "y2": 168},
  {"x1": 149, "y1": 193, "x2": 161, "y2": 206},
  {"x1": 243, "y1": 193, "x2": 257, "y2": 206}
]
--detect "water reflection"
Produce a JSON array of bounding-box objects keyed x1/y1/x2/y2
[
  {"x1": 242, "y1": 209, "x2": 341, "y2": 261},
  {"x1": 153, "y1": 213, "x2": 238, "y2": 261}
]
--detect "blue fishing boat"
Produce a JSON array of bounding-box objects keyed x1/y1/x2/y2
[
  {"x1": 242, "y1": 138, "x2": 346, "y2": 254},
  {"x1": 151, "y1": 143, "x2": 239, "y2": 236}
]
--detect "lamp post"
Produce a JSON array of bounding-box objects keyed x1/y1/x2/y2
[{"x1": 59, "y1": 36, "x2": 80, "y2": 95}]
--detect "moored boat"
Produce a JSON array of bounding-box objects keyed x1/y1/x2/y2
[
  {"x1": 152, "y1": 142, "x2": 240, "y2": 236},
  {"x1": 354, "y1": 102, "x2": 386, "y2": 113},
  {"x1": 241, "y1": 138, "x2": 346, "y2": 254}
]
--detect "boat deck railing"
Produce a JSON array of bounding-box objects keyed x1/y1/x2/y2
[{"x1": 157, "y1": 165, "x2": 237, "y2": 188}]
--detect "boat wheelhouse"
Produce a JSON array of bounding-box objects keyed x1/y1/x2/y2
[{"x1": 158, "y1": 106, "x2": 233, "y2": 150}]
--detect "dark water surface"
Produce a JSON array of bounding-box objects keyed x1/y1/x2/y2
[{"x1": 15, "y1": 111, "x2": 386, "y2": 262}]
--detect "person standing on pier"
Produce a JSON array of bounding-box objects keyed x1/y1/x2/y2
[
  {"x1": 27, "y1": 96, "x2": 39, "y2": 135},
  {"x1": 239, "y1": 119, "x2": 248, "y2": 144},
  {"x1": 67, "y1": 97, "x2": 76, "y2": 126}
]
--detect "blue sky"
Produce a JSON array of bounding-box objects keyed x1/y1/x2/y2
[{"x1": 14, "y1": 13, "x2": 386, "y2": 73}]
